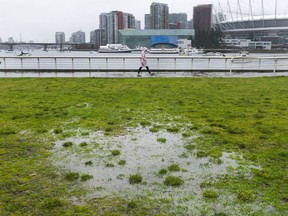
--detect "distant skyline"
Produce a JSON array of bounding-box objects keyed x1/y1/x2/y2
[{"x1": 1, "y1": 0, "x2": 287, "y2": 42}]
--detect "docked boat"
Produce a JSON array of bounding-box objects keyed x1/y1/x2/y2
[
  {"x1": 98, "y1": 44, "x2": 132, "y2": 53},
  {"x1": 203, "y1": 52, "x2": 225, "y2": 57},
  {"x1": 237, "y1": 51, "x2": 249, "y2": 57},
  {"x1": 149, "y1": 48, "x2": 179, "y2": 54},
  {"x1": 16, "y1": 51, "x2": 32, "y2": 56},
  {"x1": 231, "y1": 51, "x2": 251, "y2": 63},
  {"x1": 186, "y1": 47, "x2": 204, "y2": 55}
]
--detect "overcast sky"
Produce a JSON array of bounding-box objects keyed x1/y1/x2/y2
[{"x1": 1, "y1": 0, "x2": 287, "y2": 42}]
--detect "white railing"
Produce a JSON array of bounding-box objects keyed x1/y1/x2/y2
[{"x1": 0, "y1": 55, "x2": 288, "y2": 76}]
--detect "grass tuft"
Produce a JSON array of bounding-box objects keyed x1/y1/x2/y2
[
  {"x1": 164, "y1": 175, "x2": 183, "y2": 187},
  {"x1": 129, "y1": 174, "x2": 143, "y2": 184}
]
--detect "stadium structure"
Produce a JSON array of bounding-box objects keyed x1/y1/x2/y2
[{"x1": 215, "y1": 0, "x2": 288, "y2": 48}]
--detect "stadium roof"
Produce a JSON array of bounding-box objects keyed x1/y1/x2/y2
[{"x1": 221, "y1": 14, "x2": 288, "y2": 23}]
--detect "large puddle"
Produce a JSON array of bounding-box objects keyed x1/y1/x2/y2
[{"x1": 51, "y1": 126, "x2": 269, "y2": 214}]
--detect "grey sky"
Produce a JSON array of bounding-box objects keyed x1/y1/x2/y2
[{"x1": 1, "y1": 0, "x2": 287, "y2": 42}]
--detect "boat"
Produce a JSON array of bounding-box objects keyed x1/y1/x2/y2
[
  {"x1": 237, "y1": 51, "x2": 249, "y2": 57},
  {"x1": 16, "y1": 51, "x2": 32, "y2": 56},
  {"x1": 231, "y1": 51, "x2": 251, "y2": 63},
  {"x1": 203, "y1": 52, "x2": 225, "y2": 57},
  {"x1": 149, "y1": 48, "x2": 179, "y2": 54},
  {"x1": 98, "y1": 44, "x2": 132, "y2": 53},
  {"x1": 187, "y1": 47, "x2": 204, "y2": 55}
]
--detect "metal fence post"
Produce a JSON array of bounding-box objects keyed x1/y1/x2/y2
[{"x1": 273, "y1": 57, "x2": 277, "y2": 74}]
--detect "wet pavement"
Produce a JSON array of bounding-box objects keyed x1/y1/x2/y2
[{"x1": 1, "y1": 71, "x2": 288, "y2": 78}]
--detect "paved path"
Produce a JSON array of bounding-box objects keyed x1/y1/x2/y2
[{"x1": 0, "y1": 71, "x2": 288, "y2": 78}]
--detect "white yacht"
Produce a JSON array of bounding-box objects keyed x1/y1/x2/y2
[{"x1": 98, "y1": 44, "x2": 132, "y2": 53}]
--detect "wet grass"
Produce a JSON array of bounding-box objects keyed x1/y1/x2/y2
[
  {"x1": 0, "y1": 77, "x2": 288, "y2": 215},
  {"x1": 129, "y1": 174, "x2": 143, "y2": 184}
]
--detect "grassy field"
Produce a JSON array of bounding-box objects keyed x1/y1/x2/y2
[{"x1": 0, "y1": 77, "x2": 287, "y2": 215}]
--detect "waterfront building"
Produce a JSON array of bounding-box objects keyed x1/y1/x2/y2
[
  {"x1": 119, "y1": 29, "x2": 194, "y2": 49},
  {"x1": 150, "y1": 2, "x2": 169, "y2": 29},
  {"x1": 193, "y1": 4, "x2": 212, "y2": 33},
  {"x1": 70, "y1": 30, "x2": 85, "y2": 44},
  {"x1": 55, "y1": 32, "x2": 65, "y2": 44},
  {"x1": 223, "y1": 38, "x2": 272, "y2": 50}
]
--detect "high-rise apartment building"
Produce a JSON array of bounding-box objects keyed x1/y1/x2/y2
[
  {"x1": 193, "y1": 4, "x2": 212, "y2": 33},
  {"x1": 150, "y1": 2, "x2": 169, "y2": 29},
  {"x1": 90, "y1": 29, "x2": 106, "y2": 47},
  {"x1": 145, "y1": 14, "x2": 152, "y2": 29},
  {"x1": 135, "y1": 20, "x2": 141, "y2": 30},
  {"x1": 55, "y1": 32, "x2": 65, "y2": 44},
  {"x1": 99, "y1": 11, "x2": 136, "y2": 44},
  {"x1": 168, "y1": 13, "x2": 188, "y2": 29},
  {"x1": 70, "y1": 30, "x2": 85, "y2": 44}
]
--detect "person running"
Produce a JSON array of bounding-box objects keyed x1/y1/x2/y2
[{"x1": 137, "y1": 47, "x2": 153, "y2": 76}]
